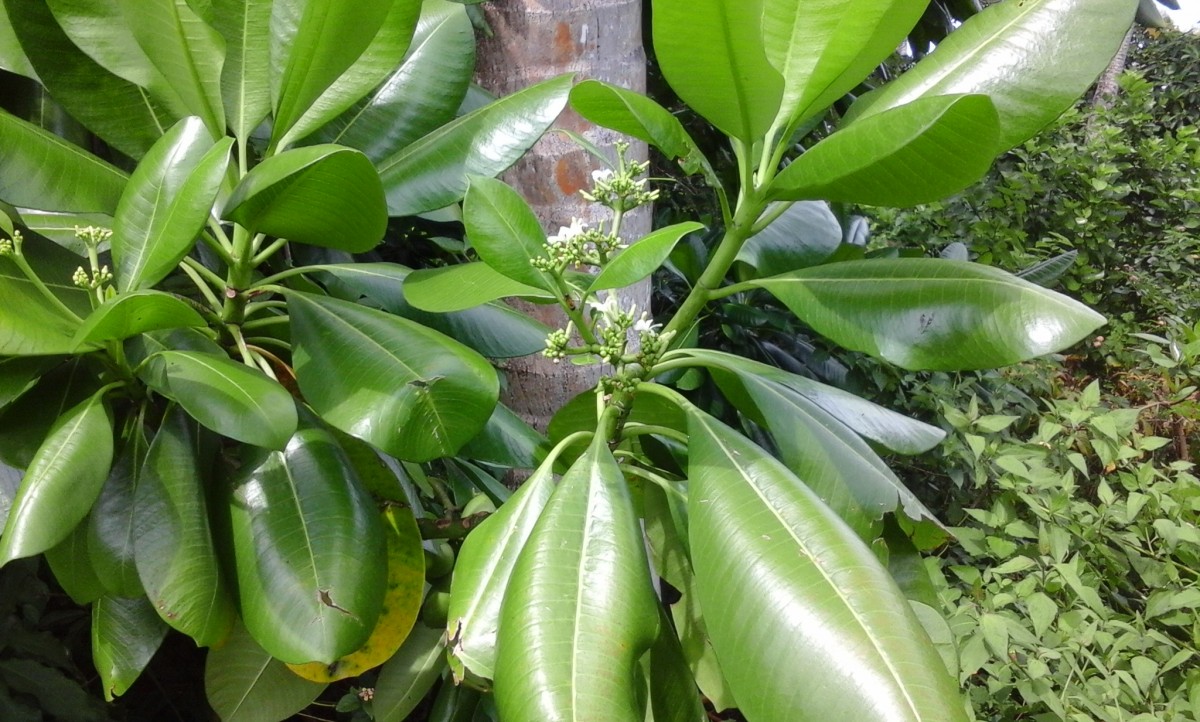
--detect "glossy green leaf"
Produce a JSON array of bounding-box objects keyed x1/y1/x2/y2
[
  {"x1": 91, "y1": 595, "x2": 168, "y2": 701},
  {"x1": 310, "y1": 0, "x2": 474, "y2": 164},
  {"x1": 0, "y1": 2, "x2": 36, "y2": 79},
  {"x1": 72, "y1": 291, "x2": 206, "y2": 349},
  {"x1": 119, "y1": 0, "x2": 226, "y2": 136},
  {"x1": 651, "y1": 0, "x2": 783, "y2": 142},
  {"x1": 458, "y1": 404, "x2": 547, "y2": 470},
  {"x1": 44, "y1": 519, "x2": 105, "y2": 604},
  {"x1": 403, "y1": 262, "x2": 555, "y2": 313},
  {"x1": 87, "y1": 431, "x2": 149, "y2": 597},
  {"x1": 204, "y1": 622, "x2": 327, "y2": 722},
  {"x1": 268, "y1": 0, "x2": 394, "y2": 145},
  {"x1": 761, "y1": 0, "x2": 927, "y2": 130},
  {"x1": 372, "y1": 624, "x2": 448, "y2": 722},
  {"x1": 447, "y1": 445, "x2": 561, "y2": 680},
  {"x1": 708, "y1": 365, "x2": 941, "y2": 539},
  {"x1": 287, "y1": 291, "x2": 499, "y2": 461},
  {"x1": 0, "y1": 110, "x2": 127, "y2": 214},
  {"x1": 847, "y1": 0, "x2": 1139, "y2": 149},
  {"x1": 112, "y1": 117, "x2": 232, "y2": 291},
  {"x1": 589, "y1": 222, "x2": 704, "y2": 292},
  {"x1": 224, "y1": 145, "x2": 386, "y2": 252},
  {"x1": 45, "y1": 0, "x2": 169, "y2": 93},
  {"x1": 736, "y1": 201, "x2": 842, "y2": 275},
  {"x1": 673, "y1": 349, "x2": 945, "y2": 454},
  {"x1": 314, "y1": 262, "x2": 550, "y2": 358},
  {"x1": 0, "y1": 358, "x2": 54, "y2": 411},
  {"x1": 378, "y1": 73, "x2": 573, "y2": 216},
  {"x1": 14, "y1": 210, "x2": 113, "y2": 255},
  {"x1": 494, "y1": 437, "x2": 660, "y2": 720},
  {"x1": 211, "y1": 0, "x2": 272, "y2": 142},
  {"x1": 275, "y1": 0, "x2": 422, "y2": 150},
  {"x1": 463, "y1": 176, "x2": 555, "y2": 290},
  {"x1": 135, "y1": 407, "x2": 236, "y2": 647},
  {"x1": 648, "y1": 608, "x2": 708, "y2": 722},
  {"x1": 771, "y1": 94, "x2": 1001, "y2": 207},
  {"x1": 227, "y1": 422, "x2": 386, "y2": 664},
  {"x1": 682, "y1": 403, "x2": 967, "y2": 721},
  {"x1": 2, "y1": 0, "x2": 175, "y2": 158},
  {"x1": 150, "y1": 350, "x2": 297, "y2": 449},
  {"x1": 751, "y1": 258, "x2": 1106, "y2": 370},
  {"x1": 569, "y1": 80, "x2": 715, "y2": 181},
  {"x1": 0, "y1": 359, "x2": 99, "y2": 468},
  {"x1": 0, "y1": 389, "x2": 112, "y2": 565},
  {"x1": 0, "y1": 256, "x2": 86, "y2": 356}
]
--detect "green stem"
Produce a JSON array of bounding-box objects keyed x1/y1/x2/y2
[
  {"x1": 178, "y1": 262, "x2": 224, "y2": 313},
  {"x1": 252, "y1": 237, "x2": 289, "y2": 266},
  {"x1": 221, "y1": 224, "x2": 255, "y2": 324},
  {"x1": 618, "y1": 462, "x2": 688, "y2": 502},
  {"x1": 620, "y1": 423, "x2": 689, "y2": 444},
  {"x1": 10, "y1": 254, "x2": 84, "y2": 323},
  {"x1": 750, "y1": 200, "x2": 794, "y2": 235}
]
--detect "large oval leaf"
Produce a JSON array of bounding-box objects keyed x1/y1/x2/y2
[
  {"x1": 589, "y1": 221, "x2": 705, "y2": 292},
  {"x1": 0, "y1": 388, "x2": 112, "y2": 564},
  {"x1": 846, "y1": 0, "x2": 1138, "y2": 149},
  {"x1": 135, "y1": 407, "x2": 236, "y2": 647},
  {"x1": 0, "y1": 255, "x2": 86, "y2": 356},
  {"x1": 45, "y1": 0, "x2": 172, "y2": 95},
  {"x1": 211, "y1": 0, "x2": 272, "y2": 142},
  {"x1": 149, "y1": 350, "x2": 298, "y2": 449},
  {"x1": 651, "y1": 0, "x2": 783, "y2": 143},
  {"x1": 682, "y1": 403, "x2": 967, "y2": 721},
  {"x1": 751, "y1": 258, "x2": 1106, "y2": 370},
  {"x1": 494, "y1": 436, "x2": 660, "y2": 720},
  {"x1": 91, "y1": 595, "x2": 168, "y2": 701},
  {"x1": 769, "y1": 94, "x2": 1001, "y2": 207},
  {"x1": 736, "y1": 201, "x2": 842, "y2": 276},
  {"x1": 287, "y1": 291, "x2": 498, "y2": 462},
  {"x1": 268, "y1": 0, "x2": 394, "y2": 145},
  {"x1": 119, "y1": 0, "x2": 226, "y2": 136},
  {"x1": 275, "y1": 0, "x2": 422, "y2": 150},
  {"x1": 0, "y1": 359, "x2": 99, "y2": 468},
  {"x1": 224, "y1": 144, "x2": 387, "y2": 252},
  {"x1": 71, "y1": 290, "x2": 206, "y2": 349},
  {"x1": 372, "y1": 624, "x2": 447, "y2": 722},
  {"x1": 0, "y1": 110, "x2": 127, "y2": 214},
  {"x1": 87, "y1": 432, "x2": 148, "y2": 597},
  {"x1": 309, "y1": 0, "x2": 473, "y2": 163},
  {"x1": 44, "y1": 520, "x2": 105, "y2": 604},
  {"x1": 402, "y1": 261, "x2": 555, "y2": 313},
  {"x1": 377, "y1": 73, "x2": 572, "y2": 216},
  {"x1": 112, "y1": 117, "x2": 232, "y2": 292},
  {"x1": 463, "y1": 175, "x2": 555, "y2": 291},
  {"x1": 227, "y1": 422, "x2": 387, "y2": 664},
  {"x1": 447, "y1": 445, "x2": 561, "y2": 680},
  {"x1": 204, "y1": 622, "x2": 327, "y2": 722},
  {"x1": 3, "y1": 0, "x2": 176, "y2": 158}
]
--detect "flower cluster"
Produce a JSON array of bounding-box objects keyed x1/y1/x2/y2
[
  {"x1": 0, "y1": 229, "x2": 21, "y2": 256},
  {"x1": 531, "y1": 217, "x2": 624, "y2": 271},
  {"x1": 75, "y1": 225, "x2": 113, "y2": 250},
  {"x1": 73, "y1": 264, "x2": 113, "y2": 290},
  {"x1": 580, "y1": 142, "x2": 658, "y2": 212}
]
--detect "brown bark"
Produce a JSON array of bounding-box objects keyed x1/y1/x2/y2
[
  {"x1": 1093, "y1": 25, "x2": 1135, "y2": 113},
  {"x1": 475, "y1": 0, "x2": 651, "y2": 432}
]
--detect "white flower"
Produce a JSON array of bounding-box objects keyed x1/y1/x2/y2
[
  {"x1": 548, "y1": 217, "x2": 587, "y2": 245},
  {"x1": 588, "y1": 294, "x2": 622, "y2": 321},
  {"x1": 633, "y1": 313, "x2": 660, "y2": 334},
  {"x1": 591, "y1": 168, "x2": 615, "y2": 183}
]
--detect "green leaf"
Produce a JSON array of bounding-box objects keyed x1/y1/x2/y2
[
  {"x1": 403, "y1": 262, "x2": 555, "y2": 313},
  {"x1": 211, "y1": 0, "x2": 272, "y2": 142},
  {"x1": 0, "y1": 110, "x2": 127, "y2": 214},
  {"x1": 770, "y1": 94, "x2": 1001, "y2": 207},
  {"x1": 458, "y1": 403, "x2": 547, "y2": 470},
  {"x1": 310, "y1": 0, "x2": 474, "y2": 164},
  {"x1": 118, "y1": 0, "x2": 226, "y2": 136},
  {"x1": 275, "y1": 0, "x2": 422, "y2": 150},
  {"x1": 569, "y1": 80, "x2": 715, "y2": 181},
  {"x1": 682, "y1": 402, "x2": 967, "y2": 721},
  {"x1": 44, "y1": 0, "x2": 170, "y2": 93},
  {"x1": 494, "y1": 436, "x2": 660, "y2": 720},
  {"x1": 0, "y1": 389, "x2": 112, "y2": 565},
  {"x1": 287, "y1": 291, "x2": 499, "y2": 462},
  {"x1": 372, "y1": 624, "x2": 447, "y2": 722},
  {"x1": 377, "y1": 73, "x2": 572, "y2": 216},
  {"x1": 72, "y1": 291, "x2": 206, "y2": 349},
  {"x1": 846, "y1": 0, "x2": 1139, "y2": 149},
  {"x1": 226, "y1": 422, "x2": 386, "y2": 664},
  {"x1": 150, "y1": 350, "x2": 298, "y2": 449},
  {"x1": 268, "y1": 0, "x2": 395, "y2": 146},
  {"x1": 463, "y1": 176, "x2": 555, "y2": 291},
  {"x1": 736, "y1": 201, "x2": 842, "y2": 275},
  {"x1": 87, "y1": 432, "x2": 149, "y2": 597},
  {"x1": 0, "y1": 258, "x2": 85, "y2": 357},
  {"x1": 91, "y1": 595, "x2": 168, "y2": 701},
  {"x1": 651, "y1": 0, "x2": 783, "y2": 142},
  {"x1": 447, "y1": 446, "x2": 561, "y2": 680},
  {"x1": 224, "y1": 144, "x2": 387, "y2": 252},
  {"x1": 0, "y1": 658, "x2": 108, "y2": 722},
  {"x1": 314, "y1": 262, "x2": 551, "y2": 358},
  {"x1": 3, "y1": 0, "x2": 176, "y2": 158},
  {"x1": 761, "y1": 0, "x2": 927, "y2": 130},
  {"x1": 112, "y1": 117, "x2": 232, "y2": 292},
  {"x1": 675, "y1": 349, "x2": 945, "y2": 454},
  {"x1": 0, "y1": 359, "x2": 99, "y2": 468},
  {"x1": 0, "y1": 358, "x2": 53, "y2": 411},
  {"x1": 589, "y1": 222, "x2": 704, "y2": 292},
  {"x1": 648, "y1": 608, "x2": 708, "y2": 722},
  {"x1": 44, "y1": 520, "x2": 105, "y2": 604},
  {"x1": 751, "y1": 258, "x2": 1106, "y2": 370},
  {"x1": 14, "y1": 210, "x2": 113, "y2": 255},
  {"x1": 0, "y1": 1, "x2": 36, "y2": 79},
  {"x1": 135, "y1": 407, "x2": 236, "y2": 647},
  {"x1": 204, "y1": 622, "x2": 327, "y2": 722}
]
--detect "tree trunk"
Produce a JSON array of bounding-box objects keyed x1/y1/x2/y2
[
  {"x1": 1093, "y1": 25, "x2": 1135, "y2": 112},
  {"x1": 474, "y1": 0, "x2": 650, "y2": 433}
]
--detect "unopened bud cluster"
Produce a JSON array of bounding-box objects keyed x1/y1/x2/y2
[
  {"x1": 0, "y1": 229, "x2": 21, "y2": 256},
  {"x1": 580, "y1": 142, "x2": 659, "y2": 212},
  {"x1": 532, "y1": 217, "x2": 624, "y2": 271},
  {"x1": 75, "y1": 225, "x2": 112, "y2": 249},
  {"x1": 73, "y1": 265, "x2": 113, "y2": 290}
]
